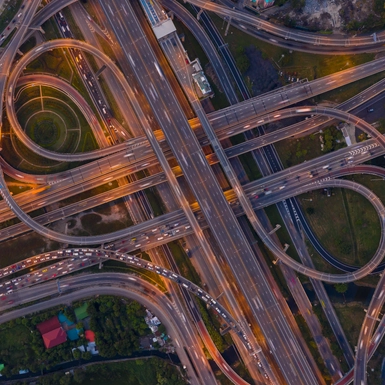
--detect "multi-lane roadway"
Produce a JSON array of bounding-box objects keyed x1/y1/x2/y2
[{"x1": 2, "y1": 1, "x2": 385, "y2": 384}]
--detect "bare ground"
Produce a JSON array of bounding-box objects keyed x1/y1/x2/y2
[{"x1": 267, "y1": 0, "x2": 377, "y2": 32}]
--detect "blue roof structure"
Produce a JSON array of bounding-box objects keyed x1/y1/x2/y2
[
  {"x1": 58, "y1": 312, "x2": 74, "y2": 326},
  {"x1": 67, "y1": 328, "x2": 79, "y2": 341}
]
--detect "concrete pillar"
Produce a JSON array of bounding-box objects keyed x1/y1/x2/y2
[
  {"x1": 197, "y1": 9, "x2": 203, "y2": 21},
  {"x1": 224, "y1": 17, "x2": 232, "y2": 36},
  {"x1": 268, "y1": 224, "x2": 281, "y2": 235}
]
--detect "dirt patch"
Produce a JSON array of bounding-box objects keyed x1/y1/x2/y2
[{"x1": 269, "y1": 0, "x2": 376, "y2": 32}]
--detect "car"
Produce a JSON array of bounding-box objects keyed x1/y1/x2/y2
[
  {"x1": 42, "y1": 269, "x2": 48, "y2": 273},
  {"x1": 7, "y1": 300, "x2": 13, "y2": 305},
  {"x1": 6, "y1": 26, "x2": 10, "y2": 30},
  {"x1": 52, "y1": 274, "x2": 57, "y2": 278}
]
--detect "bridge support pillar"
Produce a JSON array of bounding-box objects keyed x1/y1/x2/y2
[
  {"x1": 197, "y1": 9, "x2": 203, "y2": 21},
  {"x1": 283, "y1": 243, "x2": 290, "y2": 252},
  {"x1": 95, "y1": 64, "x2": 107, "y2": 78},
  {"x1": 220, "y1": 325, "x2": 232, "y2": 335},
  {"x1": 224, "y1": 17, "x2": 232, "y2": 36},
  {"x1": 99, "y1": 259, "x2": 103, "y2": 269},
  {"x1": 268, "y1": 224, "x2": 281, "y2": 235},
  {"x1": 168, "y1": 11, "x2": 174, "y2": 20},
  {"x1": 17, "y1": 49, "x2": 23, "y2": 56}
]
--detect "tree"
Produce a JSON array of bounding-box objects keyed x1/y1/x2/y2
[
  {"x1": 76, "y1": 322, "x2": 83, "y2": 330},
  {"x1": 59, "y1": 374, "x2": 72, "y2": 385},
  {"x1": 72, "y1": 349, "x2": 81, "y2": 360},
  {"x1": 82, "y1": 351, "x2": 92, "y2": 360},
  {"x1": 334, "y1": 283, "x2": 348, "y2": 294},
  {"x1": 73, "y1": 368, "x2": 86, "y2": 383},
  {"x1": 305, "y1": 207, "x2": 315, "y2": 215}
]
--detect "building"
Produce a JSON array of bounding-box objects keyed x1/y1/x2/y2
[
  {"x1": 74, "y1": 303, "x2": 89, "y2": 321},
  {"x1": 36, "y1": 316, "x2": 67, "y2": 349},
  {"x1": 250, "y1": 0, "x2": 275, "y2": 9}
]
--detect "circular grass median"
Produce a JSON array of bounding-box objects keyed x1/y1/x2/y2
[
  {"x1": 26, "y1": 111, "x2": 63, "y2": 149},
  {"x1": 17, "y1": 96, "x2": 80, "y2": 153}
]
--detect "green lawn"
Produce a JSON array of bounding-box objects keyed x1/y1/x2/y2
[
  {"x1": 26, "y1": 49, "x2": 73, "y2": 81},
  {"x1": 274, "y1": 125, "x2": 345, "y2": 168},
  {"x1": 15, "y1": 85, "x2": 40, "y2": 109},
  {"x1": 300, "y1": 187, "x2": 380, "y2": 267},
  {"x1": 145, "y1": 188, "x2": 167, "y2": 217},
  {"x1": 334, "y1": 305, "x2": 366, "y2": 351},
  {"x1": 15, "y1": 86, "x2": 99, "y2": 158}
]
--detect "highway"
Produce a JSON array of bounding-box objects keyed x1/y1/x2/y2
[
  {"x1": 1, "y1": 1, "x2": 385, "y2": 383},
  {"x1": 6, "y1": 26, "x2": 385, "y2": 164},
  {"x1": 22, "y1": 0, "x2": 385, "y2": 55},
  {"x1": 101, "y1": 1, "x2": 335, "y2": 383}
]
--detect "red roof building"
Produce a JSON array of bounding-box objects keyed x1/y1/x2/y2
[
  {"x1": 42, "y1": 327, "x2": 67, "y2": 349},
  {"x1": 37, "y1": 316, "x2": 61, "y2": 335},
  {"x1": 85, "y1": 330, "x2": 95, "y2": 342},
  {"x1": 37, "y1": 316, "x2": 67, "y2": 349}
]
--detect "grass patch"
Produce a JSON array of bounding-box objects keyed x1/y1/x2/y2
[
  {"x1": 274, "y1": 125, "x2": 345, "y2": 168},
  {"x1": 299, "y1": 187, "x2": 380, "y2": 267},
  {"x1": 26, "y1": 49, "x2": 73, "y2": 81},
  {"x1": 25, "y1": 111, "x2": 65, "y2": 150},
  {"x1": 82, "y1": 131, "x2": 98, "y2": 152},
  {"x1": 15, "y1": 85, "x2": 41, "y2": 109},
  {"x1": 238, "y1": 152, "x2": 262, "y2": 181},
  {"x1": 16, "y1": 85, "x2": 98, "y2": 156},
  {"x1": 333, "y1": 305, "x2": 366, "y2": 351},
  {"x1": 144, "y1": 188, "x2": 166, "y2": 217}
]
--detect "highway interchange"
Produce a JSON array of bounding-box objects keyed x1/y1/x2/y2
[{"x1": 1, "y1": 0, "x2": 385, "y2": 385}]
